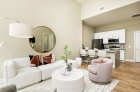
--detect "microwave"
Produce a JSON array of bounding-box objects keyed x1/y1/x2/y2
[{"x1": 108, "y1": 39, "x2": 119, "y2": 43}]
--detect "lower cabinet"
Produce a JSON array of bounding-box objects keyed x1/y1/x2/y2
[{"x1": 120, "y1": 50, "x2": 125, "y2": 62}]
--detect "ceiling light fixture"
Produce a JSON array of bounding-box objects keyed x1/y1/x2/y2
[
  {"x1": 100, "y1": 6, "x2": 104, "y2": 11},
  {"x1": 1, "y1": 18, "x2": 33, "y2": 38}
]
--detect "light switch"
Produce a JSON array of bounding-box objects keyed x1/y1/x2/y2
[{"x1": 128, "y1": 46, "x2": 131, "y2": 48}]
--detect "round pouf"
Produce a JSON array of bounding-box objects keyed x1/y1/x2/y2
[
  {"x1": 75, "y1": 57, "x2": 82, "y2": 67},
  {"x1": 52, "y1": 68, "x2": 84, "y2": 92}
]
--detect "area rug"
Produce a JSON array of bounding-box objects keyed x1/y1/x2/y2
[{"x1": 17, "y1": 68, "x2": 119, "y2": 92}]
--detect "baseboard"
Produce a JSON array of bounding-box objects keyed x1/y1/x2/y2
[{"x1": 125, "y1": 59, "x2": 135, "y2": 62}]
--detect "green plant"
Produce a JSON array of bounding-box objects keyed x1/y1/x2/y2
[{"x1": 60, "y1": 44, "x2": 72, "y2": 63}]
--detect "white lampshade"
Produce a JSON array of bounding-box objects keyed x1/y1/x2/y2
[{"x1": 9, "y1": 23, "x2": 33, "y2": 38}]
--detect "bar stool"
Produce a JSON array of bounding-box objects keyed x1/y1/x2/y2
[
  {"x1": 88, "y1": 50, "x2": 96, "y2": 63},
  {"x1": 80, "y1": 49, "x2": 88, "y2": 64}
]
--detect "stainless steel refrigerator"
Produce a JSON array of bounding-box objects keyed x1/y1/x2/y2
[{"x1": 92, "y1": 39, "x2": 104, "y2": 49}]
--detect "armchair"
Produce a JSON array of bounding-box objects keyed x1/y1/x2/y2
[{"x1": 88, "y1": 58, "x2": 113, "y2": 83}]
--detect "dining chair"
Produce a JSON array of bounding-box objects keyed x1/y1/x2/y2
[{"x1": 80, "y1": 49, "x2": 88, "y2": 64}]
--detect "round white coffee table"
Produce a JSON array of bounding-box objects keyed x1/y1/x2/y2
[{"x1": 52, "y1": 68, "x2": 84, "y2": 92}]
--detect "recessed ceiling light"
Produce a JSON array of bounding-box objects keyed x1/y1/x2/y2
[{"x1": 100, "y1": 6, "x2": 104, "y2": 11}]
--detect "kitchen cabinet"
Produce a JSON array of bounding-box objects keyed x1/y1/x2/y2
[
  {"x1": 95, "y1": 33, "x2": 99, "y2": 39},
  {"x1": 103, "y1": 32, "x2": 108, "y2": 44},
  {"x1": 108, "y1": 30, "x2": 119, "y2": 39},
  {"x1": 108, "y1": 31, "x2": 114, "y2": 38},
  {"x1": 114, "y1": 30, "x2": 119, "y2": 39},
  {"x1": 120, "y1": 50, "x2": 125, "y2": 62},
  {"x1": 95, "y1": 33, "x2": 103, "y2": 39},
  {"x1": 118, "y1": 29, "x2": 125, "y2": 43}
]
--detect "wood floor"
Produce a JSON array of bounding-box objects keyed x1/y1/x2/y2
[{"x1": 80, "y1": 62, "x2": 140, "y2": 92}]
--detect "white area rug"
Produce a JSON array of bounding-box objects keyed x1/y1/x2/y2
[
  {"x1": 0, "y1": 69, "x2": 119, "y2": 92},
  {"x1": 17, "y1": 69, "x2": 119, "y2": 92}
]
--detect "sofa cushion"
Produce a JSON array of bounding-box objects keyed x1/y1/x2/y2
[
  {"x1": 37, "y1": 63, "x2": 60, "y2": 80},
  {"x1": 88, "y1": 65, "x2": 97, "y2": 75},
  {"x1": 8, "y1": 67, "x2": 41, "y2": 89},
  {"x1": 29, "y1": 55, "x2": 41, "y2": 67},
  {"x1": 13, "y1": 57, "x2": 31, "y2": 69}
]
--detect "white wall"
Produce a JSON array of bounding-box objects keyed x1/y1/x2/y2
[
  {"x1": 81, "y1": 0, "x2": 140, "y2": 20},
  {"x1": 82, "y1": 23, "x2": 95, "y2": 49},
  {"x1": 0, "y1": 0, "x2": 82, "y2": 78}
]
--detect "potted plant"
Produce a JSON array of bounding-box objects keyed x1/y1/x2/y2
[{"x1": 60, "y1": 44, "x2": 73, "y2": 75}]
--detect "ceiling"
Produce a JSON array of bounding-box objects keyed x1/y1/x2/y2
[
  {"x1": 74, "y1": 0, "x2": 91, "y2": 4},
  {"x1": 82, "y1": 1, "x2": 140, "y2": 27}
]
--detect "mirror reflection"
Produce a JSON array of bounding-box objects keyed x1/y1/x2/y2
[{"x1": 29, "y1": 26, "x2": 56, "y2": 53}]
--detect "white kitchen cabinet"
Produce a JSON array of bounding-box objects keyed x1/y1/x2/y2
[
  {"x1": 118, "y1": 29, "x2": 125, "y2": 43},
  {"x1": 108, "y1": 31, "x2": 114, "y2": 38},
  {"x1": 103, "y1": 32, "x2": 108, "y2": 44},
  {"x1": 99, "y1": 32, "x2": 103, "y2": 39},
  {"x1": 95, "y1": 33, "x2": 103, "y2": 39},
  {"x1": 95, "y1": 33, "x2": 99, "y2": 39},
  {"x1": 108, "y1": 30, "x2": 119, "y2": 39},
  {"x1": 120, "y1": 50, "x2": 125, "y2": 62},
  {"x1": 114, "y1": 30, "x2": 119, "y2": 39}
]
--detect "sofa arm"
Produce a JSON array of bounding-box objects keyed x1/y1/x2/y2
[{"x1": 4, "y1": 60, "x2": 18, "y2": 78}]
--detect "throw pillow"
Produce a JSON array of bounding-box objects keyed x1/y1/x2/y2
[
  {"x1": 29, "y1": 55, "x2": 41, "y2": 67},
  {"x1": 43, "y1": 54, "x2": 52, "y2": 65},
  {"x1": 99, "y1": 60, "x2": 105, "y2": 64}
]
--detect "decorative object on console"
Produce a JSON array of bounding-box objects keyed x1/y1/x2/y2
[
  {"x1": 60, "y1": 44, "x2": 73, "y2": 76},
  {"x1": 43, "y1": 54, "x2": 52, "y2": 65},
  {"x1": 29, "y1": 26, "x2": 56, "y2": 53},
  {"x1": 29, "y1": 55, "x2": 41, "y2": 67},
  {"x1": 1, "y1": 18, "x2": 33, "y2": 38}
]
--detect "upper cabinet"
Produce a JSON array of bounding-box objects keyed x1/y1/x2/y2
[
  {"x1": 103, "y1": 32, "x2": 108, "y2": 44},
  {"x1": 114, "y1": 30, "x2": 119, "y2": 39},
  {"x1": 95, "y1": 33, "x2": 103, "y2": 39},
  {"x1": 108, "y1": 31, "x2": 114, "y2": 38},
  {"x1": 108, "y1": 30, "x2": 119, "y2": 39},
  {"x1": 94, "y1": 29, "x2": 125, "y2": 44},
  {"x1": 95, "y1": 33, "x2": 99, "y2": 39},
  {"x1": 118, "y1": 29, "x2": 125, "y2": 43}
]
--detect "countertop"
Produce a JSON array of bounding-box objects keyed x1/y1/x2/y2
[{"x1": 95, "y1": 49, "x2": 120, "y2": 53}]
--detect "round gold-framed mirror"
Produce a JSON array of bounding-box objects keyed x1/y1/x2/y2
[{"x1": 29, "y1": 26, "x2": 56, "y2": 53}]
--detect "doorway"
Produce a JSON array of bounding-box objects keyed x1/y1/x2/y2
[
  {"x1": 134, "y1": 31, "x2": 140, "y2": 62},
  {"x1": 43, "y1": 33, "x2": 54, "y2": 51}
]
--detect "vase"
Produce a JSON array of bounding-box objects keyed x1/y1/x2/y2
[{"x1": 60, "y1": 61, "x2": 72, "y2": 76}]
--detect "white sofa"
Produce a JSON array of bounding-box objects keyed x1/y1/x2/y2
[{"x1": 4, "y1": 55, "x2": 78, "y2": 89}]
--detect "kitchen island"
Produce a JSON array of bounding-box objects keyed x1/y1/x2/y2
[{"x1": 95, "y1": 50, "x2": 120, "y2": 68}]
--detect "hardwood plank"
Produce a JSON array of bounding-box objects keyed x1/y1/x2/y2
[{"x1": 80, "y1": 62, "x2": 140, "y2": 92}]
